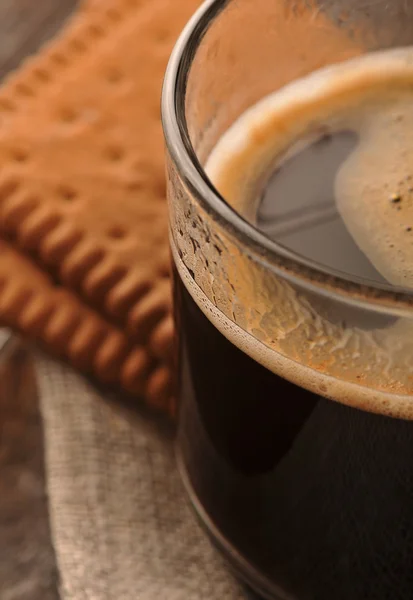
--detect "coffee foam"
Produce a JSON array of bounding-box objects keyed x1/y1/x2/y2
[
  {"x1": 173, "y1": 241, "x2": 413, "y2": 420},
  {"x1": 206, "y1": 47, "x2": 413, "y2": 288},
  {"x1": 175, "y1": 49, "x2": 413, "y2": 419}
]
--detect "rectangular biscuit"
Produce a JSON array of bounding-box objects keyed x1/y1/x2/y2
[
  {"x1": 0, "y1": 0, "x2": 201, "y2": 408},
  {"x1": 0, "y1": 0, "x2": 200, "y2": 328}
]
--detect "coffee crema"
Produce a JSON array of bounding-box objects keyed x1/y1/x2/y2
[{"x1": 206, "y1": 47, "x2": 413, "y2": 288}]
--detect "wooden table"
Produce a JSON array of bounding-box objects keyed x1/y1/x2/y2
[{"x1": 0, "y1": 3, "x2": 78, "y2": 598}]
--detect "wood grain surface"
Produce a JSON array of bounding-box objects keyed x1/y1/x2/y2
[{"x1": 0, "y1": 2, "x2": 78, "y2": 599}]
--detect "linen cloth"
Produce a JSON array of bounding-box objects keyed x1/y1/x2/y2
[{"x1": 35, "y1": 354, "x2": 253, "y2": 600}]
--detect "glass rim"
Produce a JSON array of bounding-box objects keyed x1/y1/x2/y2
[{"x1": 161, "y1": 0, "x2": 413, "y2": 314}]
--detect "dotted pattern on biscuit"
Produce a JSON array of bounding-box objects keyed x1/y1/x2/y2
[{"x1": 0, "y1": 0, "x2": 201, "y2": 410}]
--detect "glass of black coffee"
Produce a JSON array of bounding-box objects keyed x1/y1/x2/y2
[{"x1": 162, "y1": 1, "x2": 413, "y2": 598}]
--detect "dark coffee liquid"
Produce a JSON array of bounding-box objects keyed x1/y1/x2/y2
[
  {"x1": 175, "y1": 267, "x2": 413, "y2": 600},
  {"x1": 256, "y1": 131, "x2": 387, "y2": 285},
  {"x1": 174, "y1": 51, "x2": 413, "y2": 599}
]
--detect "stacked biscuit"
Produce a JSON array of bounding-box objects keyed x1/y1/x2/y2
[{"x1": 0, "y1": 0, "x2": 201, "y2": 413}]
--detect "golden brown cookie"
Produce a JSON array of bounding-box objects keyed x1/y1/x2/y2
[{"x1": 0, "y1": 0, "x2": 202, "y2": 409}]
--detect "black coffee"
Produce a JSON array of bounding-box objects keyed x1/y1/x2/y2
[
  {"x1": 176, "y1": 267, "x2": 413, "y2": 600},
  {"x1": 174, "y1": 49, "x2": 413, "y2": 599}
]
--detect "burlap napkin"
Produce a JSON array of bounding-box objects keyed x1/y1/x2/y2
[{"x1": 35, "y1": 353, "x2": 253, "y2": 600}]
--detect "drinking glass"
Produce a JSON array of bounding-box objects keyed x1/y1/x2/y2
[{"x1": 162, "y1": 1, "x2": 413, "y2": 598}]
